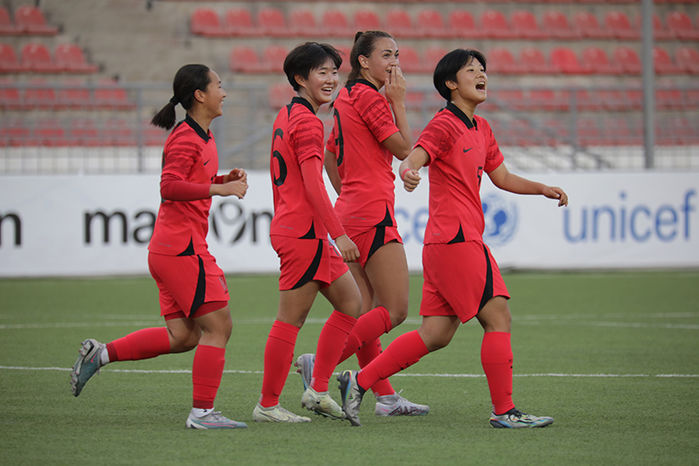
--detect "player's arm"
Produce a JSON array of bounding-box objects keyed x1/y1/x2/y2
[
  {"x1": 382, "y1": 64, "x2": 412, "y2": 160},
  {"x1": 398, "y1": 146, "x2": 430, "y2": 192},
  {"x1": 487, "y1": 163, "x2": 568, "y2": 207},
  {"x1": 324, "y1": 149, "x2": 342, "y2": 195}
]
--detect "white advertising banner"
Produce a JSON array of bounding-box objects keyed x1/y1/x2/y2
[{"x1": 0, "y1": 171, "x2": 697, "y2": 277}]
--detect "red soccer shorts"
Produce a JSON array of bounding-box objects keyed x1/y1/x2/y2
[
  {"x1": 420, "y1": 240, "x2": 510, "y2": 323},
  {"x1": 349, "y1": 225, "x2": 403, "y2": 267},
  {"x1": 271, "y1": 235, "x2": 349, "y2": 291},
  {"x1": 148, "y1": 251, "x2": 229, "y2": 320}
]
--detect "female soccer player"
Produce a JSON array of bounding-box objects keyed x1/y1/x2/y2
[
  {"x1": 252, "y1": 42, "x2": 361, "y2": 424},
  {"x1": 294, "y1": 31, "x2": 428, "y2": 417},
  {"x1": 338, "y1": 49, "x2": 568, "y2": 427},
  {"x1": 70, "y1": 64, "x2": 249, "y2": 430}
]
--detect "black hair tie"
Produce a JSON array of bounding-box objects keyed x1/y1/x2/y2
[{"x1": 169, "y1": 96, "x2": 178, "y2": 106}]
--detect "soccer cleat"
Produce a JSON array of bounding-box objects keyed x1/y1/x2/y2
[
  {"x1": 489, "y1": 409, "x2": 554, "y2": 428},
  {"x1": 294, "y1": 353, "x2": 315, "y2": 390},
  {"x1": 375, "y1": 392, "x2": 430, "y2": 417},
  {"x1": 70, "y1": 338, "x2": 105, "y2": 397},
  {"x1": 186, "y1": 410, "x2": 248, "y2": 429},
  {"x1": 301, "y1": 387, "x2": 346, "y2": 420},
  {"x1": 337, "y1": 370, "x2": 365, "y2": 426},
  {"x1": 252, "y1": 403, "x2": 311, "y2": 423}
]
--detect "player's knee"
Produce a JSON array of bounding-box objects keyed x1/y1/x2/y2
[
  {"x1": 170, "y1": 329, "x2": 200, "y2": 352},
  {"x1": 387, "y1": 300, "x2": 409, "y2": 328}
]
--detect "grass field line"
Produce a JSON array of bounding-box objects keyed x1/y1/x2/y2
[{"x1": 1, "y1": 365, "x2": 697, "y2": 378}]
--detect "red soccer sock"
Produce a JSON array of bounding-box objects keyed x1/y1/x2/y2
[
  {"x1": 337, "y1": 306, "x2": 392, "y2": 364},
  {"x1": 356, "y1": 338, "x2": 394, "y2": 396},
  {"x1": 259, "y1": 320, "x2": 299, "y2": 408},
  {"x1": 312, "y1": 311, "x2": 356, "y2": 392},
  {"x1": 357, "y1": 330, "x2": 429, "y2": 391},
  {"x1": 105, "y1": 327, "x2": 171, "y2": 361},
  {"x1": 481, "y1": 331, "x2": 515, "y2": 415},
  {"x1": 192, "y1": 344, "x2": 225, "y2": 409}
]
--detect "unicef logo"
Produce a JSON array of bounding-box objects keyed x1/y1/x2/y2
[{"x1": 481, "y1": 193, "x2": 518, "y2": 246}]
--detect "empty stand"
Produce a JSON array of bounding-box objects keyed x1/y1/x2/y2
[
  {"x1": 580, "y1": 47, "x2": 623, "y2": 75},
  {"x1": 20, "y1": 42, "x2": 60, "y2": 72},
  {"x1": 416, "y1": 9, "x2": 447, "y2": 39},
  {"x1": 0, "y1": 7, "x2": 20, "y2": 35},
  {"x1": 94, "y1": 79, "x2": 133, "y2": 109},
  {"x1": 573, "y1": 12, "x2": 608, "y2": 39},
  {"x1": 511, "y1": 11, "x2": 547, "y2": 40},
  {"x1": 0, "y1": 43, "x2": 24, "y2": 72},
  {"x1": 487, "y1": 47, "x2": 523, "y2": 74},
  {"x1": 54, "y1": 44, "x2": 98, "y2": 73},
  {"x1": 261, "y1": 45, "x2": 288, "y2": 73},
  {"x1": 321, "y1": 10, "x2": 352, "y2": 37},
  {"x1": 0, "y1": 77, "x2": 20, "y2": 108},
  {"x1": 224, "y1": 8, "x2": 257, "y2": 37},
  {"x1": 424, "y1": 46, "x2": 448, "y2": 73},
  {"x1": 481, "y1": 10, "x2": 514, "y2": 39},
  {"x1": 385, "y1": 10, "x2": 414, "y2": 39},
  {"x1": 612, "y1": 46, "x2": 642, "y2": 74},
  {"x1": 229, "y1": 45, "x2": 264, "y2": 73},
  {"x1": 190, "y1": 8, "x2": 226, "y2": 37},
  {"x1": 57, "y1": 79, "x2": 91, "y2": 108},
  {"x1": 605, "y1": 11, "x2": 639, "y2": 39},
  {"x1": 354, "y1": 9, "x2": 382, "y2": 31},
  {"x1": 257, "y1": 8, "x2": 288, "y2": 37},
  {"x1": 675, "y1": 46, "x2": 699, "y2": 74},
  {"x1": 289, "y1": 9, "x2": 317, "y2": 37},
  {"x1": 448, "y1": 10, "x2": 480, "y2": 39},
  {"x1": 666, "y1": 11, "x2": 699, "y2": 40},
  {"x1": 653, "y1": 46, "x2": 682, "y2": 74},
  {"x1": 268, "y1": 82, "x2": 295, "y2": 109},
  {"x1": 519, "y1": 47, "x2": 556, "y2": 74},
  {"x1": 14, "y1": 6, "x2": 58, "y2": 35},
  {"x1": 397, "y1": 45, "x2": 421, "y2": 73},
  {"x1": 541, "y1": 11, "x2": 578, "y2": 39}
]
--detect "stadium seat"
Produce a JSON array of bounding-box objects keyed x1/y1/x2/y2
[
  {"x1": 0, "y1": 43, "x2": 24, "y2": 72},
  {"x1": 94, "y1": 79, "x2": 133, "y2": 109},
  {"x1": 385, "y1": 10, "x2": 414, "y2": 38},
  {"x1": 54, "y1": 44, "x2": 98, "y2": 73},
  {"x1": 69, "y1": 118, "x2": 100, "y2": 147},
  {"x1": 580, "y1": 47, "x2": 623, "y2": 75},
  {"x1": 0, "y1": 7, "x2": 20, "y2": 35},
  {"x1": 397, "y1": 45, "x2": 421, "y2": 73},
  {"x1": 576, "y1": 118, "x2": 603, "y2": 147},
  {"x1": 653, "y1": 46, "x2": 682, "y2": 74},
  {"x1": 528, "y1": 88, "x2": 570, "y2": 111},
  {"x1": 190, "y1": 8, "x2": 226, "y2": 37},
  {"x1": 0, "y1": 77, "x2": 21, "y2": 109},
  {"x1": 268, "y1": 82, "x2": 295, "y2": 109},
  {"x1": 1, "y1": 118, "x2": 33, "y2": 146},
  {"x1": 573, "y1": 12, "x2": 608, "y2": 38},
  {"x1": 604, "y1": 11, "x2": 639, "y2": 39},
  {"x1": 666, "y1": 11, "x2": 699, "y2": 40},
  {"x1": 675, "y1": 46, "x2": 699, "y2": 74},
  {"x1": 57, "y1": 79, "x2": 91, "y2": 109},
  {"x1": 481, "y1": 10, "x2": 514, "y2": 38},
  {"x1": 518, "y1": 47, "x2": 556, "y2": 74},
  {"x1": 416, "y1": 9, "x2": 447, "y2": 39},
  {"x1": 20, "y1": 42, "x2": 60, "y2": 72},
  {"x1": 14, "y1": 5, "x2": 58, "y2": 35},
  {"x1": 335, "y1": 45, "x2": 351, "y2": 72},
  {"x1": 487, "y1": 47, "x2": 523, "y2": 74},
  {"x1": 101, "y1": 118, "x2": 136, "y2": 146},
  {"x1": 511, "y1": 11, "x2": 547, "y2": 39},
  {"x1": 261, "y1": 45, "x2": 288, "y2": 73},
  {"x1": 34, "y1": 118, "x2": 68, "y2": 146},
  {"x1": 612, "y1": 46, "x2": 642, "y2": 74},
  {"x1": 651, "y1": 14, "x2": 673, "y2": 40},
  {"x1": 23, "y1": 78, "x2": 58, "y2": 109},
  {"x1": 541, "y1": 11, "x2": 577, "y2": 39},
  {"x1": 224, "y1": 8, "x2": 258, "y2": 37},
  {"x1": 257, "y1": 8, "x2": 289, "y2": 37},
  {"x1": 288, "y1": 9, "x2": 317, "y2": 37},
  {"x1": 353, "y1": 9, "x2": 382, "y2": 31},
  {"x1": 321, "y1": 10, "x2": 352, "y2": 37},
  {"x1": 229, "y1": 45, "x2": 264, "y2": 73},
  {"x1": 495, "y1": 89, "x2": 525, "y2": 110},
  {"x1": 142, "y1": 120, "x2": 167, "y2": 146},
  {"x1": 424, "y1": 46, "x2": 448, "y2": 73},
  {"x1": 448, "y1": 10, "x2": 481, "y2": 39},
  {"x1": 656, "y1": 88, "x2": 684, "y2": 109}
]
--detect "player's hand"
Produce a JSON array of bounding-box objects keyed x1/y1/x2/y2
[
  {"x1": 385, "y1": 64, "x2": 406, "y2": 106},
  {"x1": 543, "y1": 186, "x2": 568, "y2": 207},
  {"x1": 334, "y1": 234, "x2": 360, "y2": 263},
  {"x1": 212, "y1": 179, "x2": 248, "y2": 199},
  {"x1": 402, "y1": 168, "x2": 421, "y2": 192},
  {"x1": 225, "y1": 168, "x2": 247, "y2": 184}
]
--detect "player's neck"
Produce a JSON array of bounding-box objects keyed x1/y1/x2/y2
[
  {"x1": 450, "y1": 97, "x2": 477, "y2": 120},
  {"x1": 359, "y1": 71, "x2": 383, "y2": 90},
  {"x1": 187, "y1": 109, "x2": 213, "y2": 134}
]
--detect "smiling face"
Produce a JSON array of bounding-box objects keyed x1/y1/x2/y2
[
  {"x1": 198, "y1": 70, "x2": 226, "y2": 118},
  {"x1": 359, "y1": 36, "x2": 399, "y2": 87},
  {"x1": 296, "y1": 57, "x2": 339, "y2": 111},
  {"x1": 447, "y1": 57, "x2": 487, "y2": 107}
]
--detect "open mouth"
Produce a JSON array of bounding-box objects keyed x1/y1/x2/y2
[{"x1": 476, "y1": 83, "x2": 486, "y2": 91}]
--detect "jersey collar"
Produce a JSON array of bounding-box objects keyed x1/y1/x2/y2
[
  {"x1": 290, "y1": 96, "x2": 316, "y2": 114},
  {"x1": 184, "y1": 114, "x2": 211, "y2": 142},
  {"x1": 445, "y1": 102, "x2": 477, "y2": 130},
  {"x1": 347, "y1": 78, "x2": 379, "y2": 93}
]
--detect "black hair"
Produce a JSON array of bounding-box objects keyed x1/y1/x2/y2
[
  {"x1": 151, "y1": 64, "x2": 212, "y2": 129},
  {"x1": 283, "y1": 42, "x2": 342, "y2": 91},
  {"x1": 347, "y1": 30, "x2": 394, "y2": 82},
  {"x1": 433, "y1": 49, "x2": 487, "y2": 101}
]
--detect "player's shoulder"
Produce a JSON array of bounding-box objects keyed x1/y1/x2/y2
[{"x1": 166, "y1": 120, "x2": 205, "y2": 150}]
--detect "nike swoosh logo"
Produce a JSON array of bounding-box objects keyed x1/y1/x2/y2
[
  {"x1": 203, "y1": 160, "x2": 210, "y2": 166},
  {"x1": 463, "y1": 148, "x2": 472, "y2": 153}
]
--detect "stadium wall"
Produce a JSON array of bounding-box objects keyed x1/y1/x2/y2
[{"x1": 0, "y1": 171, "x2": 697, "y2": 277}]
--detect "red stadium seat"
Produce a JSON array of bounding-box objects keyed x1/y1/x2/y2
[
  {"x1": 675, "y1": 46, "x2": 699, "y2": 74},
  {"x1": 261, "y1": 45, "x2": 288, "y2": 73},
  {"x1": 20, "y1": 42, "x2": 60, "y2": 72},
  {"x1": 335, "y1": 45, "x2": 351, "y2": 72},
  {"x1": 34, "y1": 118, "x2": 68, "y2": 146},
  {"x1": 94, "y1": 79, "x2": 133, "y2": 109},
  {"x1": 448, "y1": 10, "x2": 481, "y2": 39},
  {"x1": 190, "y1": 8, "x2": 226, "y2": 37},
  {"x1": 656, "y1": 88, "x2": 684, "y2": 109},
  {"x1": 580, "y1": 47, "x2": 623, "y2": 75},
  {"x1": 0, "y1": 77, "x2": 21, "y2": 109},
  {"x1": 385, "y1": 10, "x2": 414, "y2": 38},
  {"x1": 268, "y1": 82, "x2": 295, "y2": 109},
  {"x1": 481, "y1": 10, "x2": 514, "y2": 38},
  {"x1": 651, "y1": 14, "x2": 673, "y2": 40},
  {"x1": 495, "y1": 89, "x2": 525, "y2": 110},
  {"x1": 14, "y1": 6, "x2": 57, "y2": 35},
  {"x1": 1, "y1": 118, "x2": 34, "y2": 146},
  {"x1": 612, "y1": 46, "x2": 642, "y2": 74},
  {"x1": 416, "y1": 9, "x2": 447, "y2": 39},
  {"x1": 321, "y1": 10, "x2": 352, "y2": 37},
  {"x1": 54, "y1": 44, "x2": 98, "y2": 73},
  {"x1": 397, "y1": 45, "x2": 421, "y2": 73},
  {"x1": 224, "y1": 8, "x2": 257, "y2": 37},
  {"x1": 229, "y1": 45, "x2": 264, "y2": 73},
  {"x1": 541, "y1": 11, "x2": 577, "y2": 39},
  {"x1": 0, "y1": 7, "x2": 20, "y2": 35},
  {"x1": 424, "y1": 46, "x2": 448, "y2": 73},
  {"x1": 511, "y1": 11, "x2": 547, "y2": 39},
  {"x1": 101, "y1": 119, "x2": 136, "y2": 147},
  {"x1": 354, "y1": 9, "x2": 382, "y2": 31},
  {"x1": 653, "y1": 46, "x2": 682, "y2": 74},
  {"x1": 528, "y1": 88, "x2": 570, "y2": 111},
  {"x1": 0, "y1": 43, "x2": 24, "y2": 72},
  {"x1": 487, "y1": 47, "x2": 523, "y2": 74},
  {"x1": 289, "y1": 9, "x2": 317, "y2": 37},
  {"x1": 68, "y1": 119, "x2": 100, "y2": 146},
  {"x1": 604, "y1": 11, "x2": 639, "y2": 39},
  {"x1": 519, "y1": 47, "x2": 556, "y2": 74},
  {"x1": 666, "y1": 11, "x2": 699, "y2": 40},
  {"x1": 56, "y1": 79, "x2": 91, "y2": 109},
  {"x1": 573, "y1": 12, "x2": 608, "y2": 38},
  {"x1": 257, "y1": 8, "x2": 289, "y2": 37}
]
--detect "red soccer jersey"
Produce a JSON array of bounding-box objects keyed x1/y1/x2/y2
[
  {"x1": 270, "y1": 97, "x2": 342, "y2": 240},
  {"x1": 416, "y1": 102, "x2": 504, "y2": 244},
  {"x1": 326, "y1": 80, "x2": 400, "y2": 232},
  {"x1": 149, "y1": 115, "x2": 218, "y2": 256}
]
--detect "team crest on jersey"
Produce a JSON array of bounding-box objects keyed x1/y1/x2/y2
[{"x1": 482, "y1": 193, "x2": 518, "y2": 247}]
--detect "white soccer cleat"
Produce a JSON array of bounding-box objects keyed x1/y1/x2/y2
[
  {"x1": 294, "y1": 353, "x2": 315, "y2": 390},
  {"x1": 489, "y1": 409, "x2": 554, "y2": 428},
  {"x1": 375, "y1": 392, "x2": 430, "y2": 416},
  {"x1": 252, "y1": 403, "x2": 311, "y2": 423},
  {"x1": 70, "y1": 338, "x2": 105, "y2": 397},
  {"x1": 301, "y1": 387, "x2": 346, "y2": 420},
  {"x1": 185, "y1": 410, "x2": 248, "y2": 429}
]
